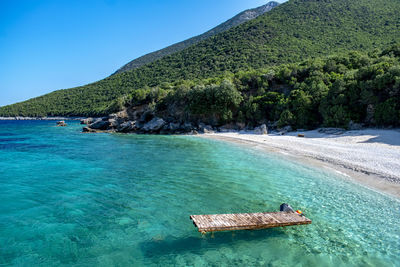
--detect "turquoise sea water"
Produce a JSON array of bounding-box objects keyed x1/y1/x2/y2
[{"x1": 0, "y1": 120, "x2": 399, "y2": 266}]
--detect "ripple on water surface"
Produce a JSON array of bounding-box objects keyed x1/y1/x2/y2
[{"x1": 0, "y1": 121, "x2": 399, "y2": 266}]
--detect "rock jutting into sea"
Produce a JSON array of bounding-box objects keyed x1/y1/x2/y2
[
  {"x1": 0, "y1": 116, "x2": 85, "y2": 121},
  {"x1": 80, "y1": 107, "x2": 262, "y2": 135},
  {"x1": 56, "y1": 121, "x2": 67, "y2": 127}
]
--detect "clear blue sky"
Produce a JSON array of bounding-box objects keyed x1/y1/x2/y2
[{"x1": 0, "y1": 0, "x2": 286, "y2": 107}]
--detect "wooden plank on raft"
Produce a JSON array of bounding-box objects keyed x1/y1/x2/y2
[{"x1": 190, "y1": 211, "x2": 311, "y2": 233}]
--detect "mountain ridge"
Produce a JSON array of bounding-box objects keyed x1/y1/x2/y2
[{"x1": 113, "y1": 1, "x2": 279, "y2": 74}]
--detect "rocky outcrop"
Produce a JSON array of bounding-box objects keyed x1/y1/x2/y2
[
  {"x1": 142, "y1": 118, "x2": 166, "y2": 132},
  {"x1": 81, "y1": 106, "x2": 259, "y2": 135},
  {"x1": 219, "y1": 123, "x2": 239, "y2": 133},
  {"x1": 89, "y1": 118, "x2": 110, "y2": 130},
  {"x1": 82, "y1": 126, "x2": 98, "y2": 133},
  {"x1": 182, "y1": 123, "x2": 194, "y2": 133},
  {"x1": 254, "y1": 124, "x2": 268, "y2": 135},
  {"x1": 199, "y1": 123, "x2": 214, "y2": 134},
  {"x1": 117, "y1": 121, "x2": 137, "y2": 133},
  {"x1": 80, "y1": 118, "x2": 94, "y2": 125},
  {"x1": 278, "y1": 125, "x2": 292, "y2": 135},
  {"x1": 161, "y1": 122, "x2": 181, "y2": 134},
  {"x1": 0, "y1": 117, "x2": 83, "y2": 121},
  {"x1": 365, "y1": 104, "x2": 375, "y2": 124},
  {"x1": 56, "y1": 121, "x2": 67, "y2": 127},
  {"x1": 348, "y1": 120, "x2": 363, "y2": 130}
]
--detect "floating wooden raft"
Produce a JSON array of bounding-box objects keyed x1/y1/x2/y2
[{"x1": 190, "y1": 212, "x2": 311, "y2": 233}]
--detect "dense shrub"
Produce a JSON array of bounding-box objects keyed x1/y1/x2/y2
[
  {"x1": 374, "y1": 98, "x2": 399, "y2": 126},
  {"x1": 151, "y1": 46, "x2": 400, "y2": 128}
]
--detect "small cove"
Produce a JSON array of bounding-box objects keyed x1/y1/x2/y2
[{"x1": 0, "y1": 120, "x2": 399, "y2": 266}]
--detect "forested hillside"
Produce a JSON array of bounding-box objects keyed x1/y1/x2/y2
[
  {"x1": 113, "y1": 1, "x2": 279, "y2": 74},
  {"x1": 1, "y1": 0, "x2": 400, "y2": 117},
  {"x1": 122, "y1": 44, "x2": 400, "y2": 129}
]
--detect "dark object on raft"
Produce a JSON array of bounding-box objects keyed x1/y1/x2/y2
[{"x1": 280, "y1": 203, "x2": 295, "y2": 212}]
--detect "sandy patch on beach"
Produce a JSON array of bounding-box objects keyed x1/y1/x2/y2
[{"x1": 201, "y1": 129, "x2": 400, "y2": 198}]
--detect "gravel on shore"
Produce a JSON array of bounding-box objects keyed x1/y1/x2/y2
[{"x1": 202, "y1": 129, "x2": 400, "y2": 198}]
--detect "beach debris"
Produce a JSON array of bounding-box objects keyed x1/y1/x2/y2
[
  {"x1": 56, "y1": 121, "x2": 67, "y2": 127},
  {"x1": 298, "y1": 134, "x2": 305, "y2": 138}
]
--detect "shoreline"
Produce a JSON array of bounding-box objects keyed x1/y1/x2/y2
[
  {"x1": 200, "y1": 129, "x2": 400, "y2": 199},
  {"x1": 0, "y1": 117, "x2": 86, "y2": 121}
]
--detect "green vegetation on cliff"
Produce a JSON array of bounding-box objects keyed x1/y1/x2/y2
[
  {"x1": 1, "y1": 0, "x2": 400, "y2": 117},
  {"x1": 130, "y1": 44, "x2": 400, "y2": 128}
]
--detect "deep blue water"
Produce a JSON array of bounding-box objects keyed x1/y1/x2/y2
[{"x1": 0, "y1": 120, "x2": 399, "y2": 266}]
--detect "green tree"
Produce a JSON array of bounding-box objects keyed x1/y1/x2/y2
[{"x1": 374, "y1": 98, "x2": 399, "y2": 125}]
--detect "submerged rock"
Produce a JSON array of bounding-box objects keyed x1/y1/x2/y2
[{"x1": 82, "y1": 126, "x2": 97, "y2": 133}]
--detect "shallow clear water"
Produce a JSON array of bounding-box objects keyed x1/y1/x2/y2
[{"x1": 0, "y1": 121, "x2": 399, "y2": 266}]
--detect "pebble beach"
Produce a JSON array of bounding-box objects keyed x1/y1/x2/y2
[{"x1": 203, "y1": 129, "x2": 400, "y2": 198}]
